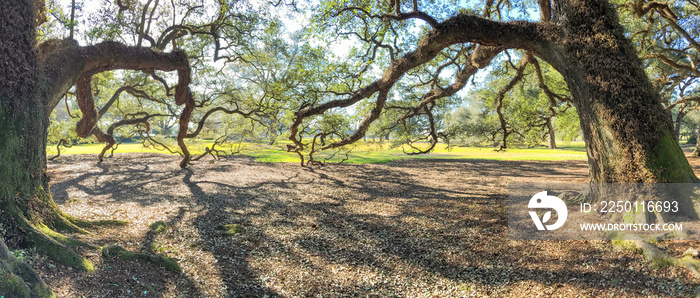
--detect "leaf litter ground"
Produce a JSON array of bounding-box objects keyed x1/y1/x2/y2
[{"x1": 22, "y1": 152, "x2": 700, "y2": 296}]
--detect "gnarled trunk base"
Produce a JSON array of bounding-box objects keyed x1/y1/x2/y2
[
  {"x1": 0, "y1": 238, "x2": 54, "y2": 298},
  {"x1": 1, "y1": 188, "x2": 127, "y2": 272}
]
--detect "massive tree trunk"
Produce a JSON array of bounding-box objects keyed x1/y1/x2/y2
[
  {"x1": 1, "y1": 0, "x2": 98, "y2": 274},
  {"x1": 1, "y1": 1, "x2": 70, "y2": 296},
  {"x1": 536, "y1": 0, "x2": 698, "y2": 185},
  {"x1": 530, "y1": 0, "x2": 700, "y2": 220},
  {"x1": 0, "y1": 0, "x2": 195, "y2": 287}
]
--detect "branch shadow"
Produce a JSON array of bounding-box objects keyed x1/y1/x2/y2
[
  {"x1": 46, "y1": 154, "x2": 700, "y2": 296},
  {"x1": 174, "y1": 156, "x2": 697, "y2": 296}
]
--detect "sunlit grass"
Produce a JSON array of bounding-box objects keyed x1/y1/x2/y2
[{"x1": 48, "y1": 140, "x2": 588, "y2": 163}]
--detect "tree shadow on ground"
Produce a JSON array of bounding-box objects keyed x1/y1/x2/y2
[
  {"x1": 175, "y1": 156, "x2": 698, "y2": 296},
  {"x1": 49, "y1": 154, "x2": 182, "y2": 205},
  {"x1": 182, "y1": 167, "x2": 280, "y2": 296},
  {"x1": 44, "y1": 154, "x2": 700, "y2": 296}
]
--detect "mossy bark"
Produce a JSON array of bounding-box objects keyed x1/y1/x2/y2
[
  {"x1": 1, "y1": 0, "x2": 97, "y2": 275},
  {"x1": 0, "y1": 239, "x2": 54, "y2": 298},
  {"x1": 533, "y1": 1, "x2": 700, "y2": 274},
  {"x1": 102, "y1": 245, "x2": 182, "y2": 273},
  {"x1": 540, "y1": 1, "x2": 698, "y2": 185},
  {"x1": 525, "y1": 0, "x2": 700, "y2": 222}
]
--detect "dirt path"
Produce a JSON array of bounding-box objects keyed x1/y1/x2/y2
[{"x1": 27, "y1": 153, "x2": 700, "y2": 296}]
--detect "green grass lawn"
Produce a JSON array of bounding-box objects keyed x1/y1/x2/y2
[{"x1": 47, "y1": 141, "x2": 588, "y2": 163}]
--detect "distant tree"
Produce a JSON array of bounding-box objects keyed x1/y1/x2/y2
[
  {"x1": 463, "y1": 53, "x2": 573, "y2": 149},
  {"x1": 442, "y1": 105, "x2": 497, "y2": 147}
]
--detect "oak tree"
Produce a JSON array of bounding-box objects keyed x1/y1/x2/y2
[{"x1": 291, "y1": 0, "x2": 698, "y2": 188}]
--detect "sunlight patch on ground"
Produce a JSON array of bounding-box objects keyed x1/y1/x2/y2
[{"x1": 47, "y1": 141, "x2": 588, "y2": 163}]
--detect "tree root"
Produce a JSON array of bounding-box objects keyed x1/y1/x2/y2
[
  {"x1": 59, "y1": 211, "x2": 128, "y2": 229},
  {"x1": 216, "y1": 223, "x2": 244, "y2": 236},
  {"x1": 5, "y1": 198, "x2": 128, "y2": 272},
  {"x1": 102, "y1": 245, "x2": 182, "y2": 273},
  {"x1": 34, "y1": 223, "x2": 98, "y2": 249},
  {"x1": 14, "y1": 213, "x2": 95, "y2": 272},
  {"x1": 609, "y1": 231, "x2": 700, "y2": 277},
  {"x1": 0, "y1": 239, "x2": 54, "y2": 298}
]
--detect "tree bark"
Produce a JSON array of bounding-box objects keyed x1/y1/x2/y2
[
  {"x1": 1, "y1": 0, "x2": 139, "y2": 282},
  {"x1": 692, "y1": 124, "x2": 700, "y2": 156},
  {"x1": 674, "y1": 104, "x2": 686, "y2": 141},
  {"x1": 0, "y1": 238, "x2": 53, "y2": 297},
  {"x1": 546, "y1": 117, "x2": 557, "y2": 149},
  {"x1": 532, "y1": 0, "x2": 698, "y2": 186},
  {"x1": 0, "y1": 0, "x2": 83, "y2": 295}
]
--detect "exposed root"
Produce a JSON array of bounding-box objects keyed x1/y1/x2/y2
[
  {"x1": 609, "y1": 231, "x2": 700, "y2": 278},
  {"x1": 49, "y1": 211, "x2": 91, "y2": 234},
  {"x1": 13, "y1": 212, "x2": 95, "y2": 272},
  {"x1": 102, "y1": 245, "x2": 182, "y2": 273},
  {"x1": 216, "y1": 223, "x2": 245, "y2": 236},
  {"x1": 34, "y1": 223, "x2": 99, "y2": 249},
  {"x1": 5, "y1": 195, "x2": 127, "y2": 272},
  {"x1": 0, "y1": 239, "x2": 54, "y2": 298},
  {"x1": 149, "y1": 221, "x2": 167, "y2": 233}
]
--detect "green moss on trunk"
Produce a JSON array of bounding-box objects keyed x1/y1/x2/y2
[
  {"x1": 0, "y1": 240, "x2": 54, "y2": 297},
  {"x1": 543, "y1": 0, "x2": 699, "y2": 186},
  {"x1": 6, "y1": 204, "x2": 95, "y2": 272},
  {"x1": 648, "y1": 130, "x2": 699, "y2": 183}
]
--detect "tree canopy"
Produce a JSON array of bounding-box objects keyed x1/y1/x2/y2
[
  {"x1": 35, "y1": 0, "x2": 700, "y2": 174},
  {"x1": 6, "y1": 1, "x2": 700, "y2": 295}
]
